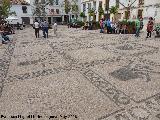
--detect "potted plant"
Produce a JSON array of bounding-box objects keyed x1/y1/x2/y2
[{"x1": 80, "y1": 12, "x2": 86, "y2": 22}]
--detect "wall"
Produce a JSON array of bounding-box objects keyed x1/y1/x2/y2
[{"x1": 10, "y1": 5, "x2": 33, "y2": 24}]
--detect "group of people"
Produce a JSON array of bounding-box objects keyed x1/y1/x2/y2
[
  {"x1": 0, "y1": 20, "x2": 15, "y2": 44},
  {"x1": 135, "y1": 17, "x2": 154, "y2": 38},
  {"x1": 100, "y1": 19, "x2": 122, "y2": 34},
  {"x1": 33, "y1": 20, "x2": 57, "y2": 38},
  {"x1": 99, "y1": 17, "x2": 159, "y2": 39},
  {"x1": 99, "y1": 18, "x2": 143, "y2": 34}
]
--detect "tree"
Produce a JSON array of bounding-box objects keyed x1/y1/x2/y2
[
  {"x1": 0, "y1": 0, "x2": 11, "y2": 19},
  {"x1": 80, "y1": 12, "x2": 85, "y2": 18},
  {"x1": 32, "y1": 0, "x2": 55, "y2": 18},
  {"x1": 80, "y1": 12, "x2": 86, "y2": 22},
  {"x1": 98, "y1": 5, "x2": 104, "y2": 20},
  {"x1": 109, "y1": 5, "x2": 118, "y2": 21},
  {"x1": 117, "y1": 0, "x2": 137, "y2": 19},
  {"x1": 64, "y1": 0, "x2": 71, "y2": 14},
  {"x1": 71, "y1": 2, "x2": 79, "y2": 20},
  {"x1": 88, "y1": 8, "x2": 96, "y2": 21}
]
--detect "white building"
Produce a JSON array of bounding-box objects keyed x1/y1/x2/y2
[
  {"x1": 10, "y1": 4, "x2": 34, "y2": 24},
  {"x1": 81, "y1": 0, "x2": 110, "y2": 22},
  {"x1": 30, "y1": 0, "x2": 81, "y2": 24},
  {"x1": 110, "y1": 0, "x2": 160, "y2": 27}
]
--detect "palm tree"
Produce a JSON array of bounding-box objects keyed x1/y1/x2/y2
[
  {"x1": 64, "y1": 0, "x2": 71, "y2": 14},
  {"x1": 109, "y1": 6, "x2": 118, "y2": 21},
  {"x1": 98, "y1": 6, "x2": 104, "y2": 21},
  {"x1": 88, "y1": 8, "x2": 96, "y2": 21},
  {"x1": 71, "y1": 2, "x2": 79, "y2": 20},
  {"x1": 0, "y1": 0, "x2": 11, "y2": 19}
]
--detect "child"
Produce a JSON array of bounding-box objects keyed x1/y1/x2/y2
[{"x1": 146, "y1": 17, "x2": 154, "y2": 38}]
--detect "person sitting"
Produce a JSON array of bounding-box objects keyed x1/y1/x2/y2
[
  {"x1": 88, "y1": 22, "x2": 93, "y2": 30},
  {"x1": 115, "y1": 22, "x2": 120, "y2": 34},
  {"x1": 155, "y1": 24, "x2": 160, "y2": 38},
  {"x1": 111, "y1": 22, "x2": 116, "y2": 34},
  {"x1": 22, "y1": 22, "x2": 26, "y2": 29},
  {"x1": 0, "y1": 30, "x2": 10, "y2": 44},
  {"x1": 68, "y1": 22, "x2": 70, "y2": 28},
  {"x1": 121, "y1": 24, "x2": 127, "y2": 34},
  {"x1": 17, "y1": 22, "x2": 21, "y2": 30},
  {"x1": 85, "y1": 22, "x2": 89, "y2": 30}
]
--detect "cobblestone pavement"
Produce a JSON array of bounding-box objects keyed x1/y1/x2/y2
[{"x1": 0, "y1": 26, "x2": 160, "y2": 120}]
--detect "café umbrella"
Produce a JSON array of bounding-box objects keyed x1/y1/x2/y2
[{"x1": 5, "y1": 16, "x2": 19, "y2": 24}]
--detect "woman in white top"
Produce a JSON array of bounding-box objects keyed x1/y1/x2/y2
[
  {"x1": 53, "y1": 22, "x2": 57, "y2": 36},
  {"x1": 34, "y1": 20, "x2": 40, "y2": 38}
]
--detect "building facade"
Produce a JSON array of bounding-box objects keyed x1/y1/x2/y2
[
  {"x1": 110, "y1": 0, "x2": 160, "y2": 27},
  {"x1": 10, "y1": 4, "x2": 34, "y2": 24},
  {"x1": 81, "y1": 0, "x2": 111, "y2": 22},
  {"x1": 0, "y1": 0, "x2": 2, "y2": 5},
  {"x1": 30, "y1": 0, "x2": 81, "y2": 24}
]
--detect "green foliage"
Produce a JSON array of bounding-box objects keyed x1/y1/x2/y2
[
  {"x1": 47, "y1": 0, "x2": 54, "y2": 5},
  {"x1": 33, "y1": 0, "x2": 55, "y2": 17},
  {"x1": 119, "y1": 20, "x2": 136, "y2": 26},
  {"x1": 80, "y1": 12, "x2": 85, "y2": 18},
  {"x1": 72, "y1": 4, "x2": 78, "y2": 13},
  {"x1": 120, "y1": 20, "x2": 128, "y2": 25},
  {"x1": 0, "y1": 0, "x2": 11, "y2": 18},
  {"x1": 88, "y1": 8, "x2": 95, "y2": 16},
  {"x1": 64, "y1": 0, "x2": 71, "y2": 14},
  {"x1": 119, "y1": 20, "x2": 136, "y2": 33},
  {"x1": 128, "y1": 21, "x2": 135, "y2": 26},
  {"x1": 76, "y1": 21, "x2": 85, "y2": 26},
  {"x1": 98, "y1": 6, "x2": 104, "y2": 16},
  {"x1": 109, "y1": 6, "x2": 118, "y2": 15}
]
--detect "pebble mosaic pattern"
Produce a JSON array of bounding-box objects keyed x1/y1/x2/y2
[{"x1": 0, "y1": 27, "x2": 160, "y2": 120}]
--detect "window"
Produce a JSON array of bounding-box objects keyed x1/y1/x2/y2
[
  {"x1": 138, "y1": 9, "x2": 143, "y2": 18},
  {"x1": 56, "y1": 9, "x2": 59, "y2": 14},
  {"x1": 83, "y1": 4, "x2": 86, "y2": 12},
  {"x1": 56, "y1": 0, "x2": 59, "y2": 5},
  {"x1": 41, "y1": 0, "x2": 45, "y2": 4},
  {"x1": 116, "y1": 0, "x2": 119, "y2": 8},
  {"x1": 35, "y1": 0, "x2": 39, "y2": 4},
  {"x1": 93, "y1": 2, "x2": 96, "y2": 10},
  {"x1": 88, "y1": 3, "x2": 91, "y2": 11},
  {"x1": 139, "y1": 0, "x2": 144, "y2": 5},
  {"x1": 50, "y1": 9, "x2": 54, "y2": 14},
  {"x1": 51, "y1": 9, "x2": 54, "y2": 13},
  {"x1": 99, "y1": 1, "x2": 102, "y2": 7},
  {"x1": 22, "y1": 6, "x2": 27, "y2": 13}
]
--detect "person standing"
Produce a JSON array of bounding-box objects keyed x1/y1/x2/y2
[
  {"x1": 99, "y1": 19, "x2": 103, "y2": 33},
  {"x1": 33, "y1": 20, "x2": 40, "y2": 38},
  {"x1": 106, "y1": 19, "x2": 111, "y2": 34},
  {"x1": 53, "y1": 22, "x2": 57, "y2": 36},
  {"x1": 135, "y1": 17, "x2": 141, "y2": 37},
  {"x1": 42, "y1": 20, "x2": 49, "y2": 38},
  {"x1": 146, "y1": 17, "x2": 154, "y2": 38},
  {"x1": 140, "y1": 18, "x2": 144, "y2": 30},
  {"x1": 22, "y1": 22, "x2": 26, "y2": 29}
]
